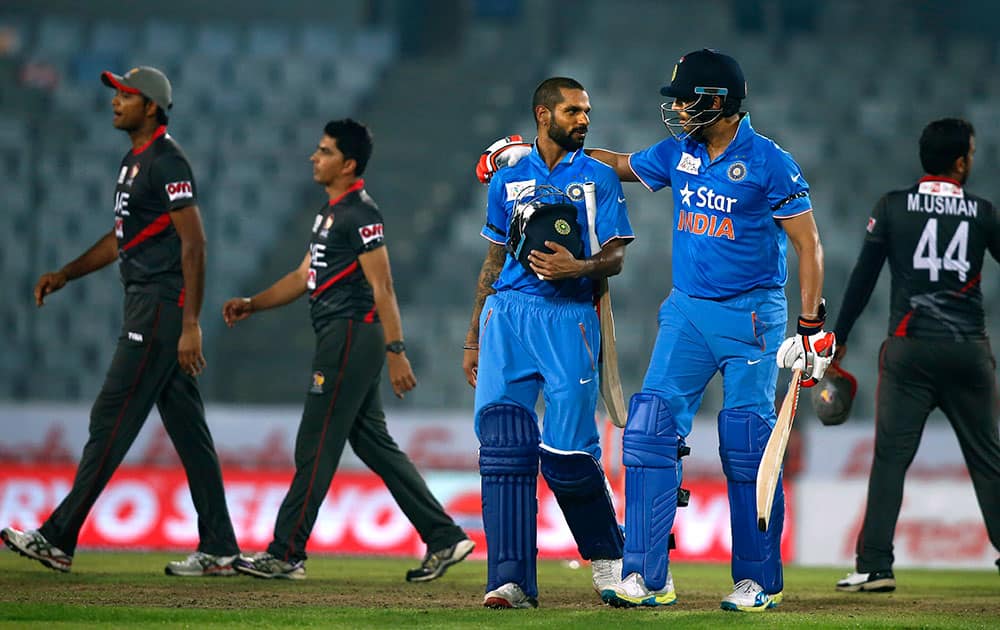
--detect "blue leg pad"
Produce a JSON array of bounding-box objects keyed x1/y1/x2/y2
[
  {"x1": 478, "y1": 403, "x2": 540, "y2": 598},
  {"x1": 539, "y1": 445, "x2": 624, "y2": 561},
  {"x1": 718, "y1": 408, "x2": 784, "y2": 594},
  {"x1": 622, "y1": 392, "x2": 678, "y2": 591}
]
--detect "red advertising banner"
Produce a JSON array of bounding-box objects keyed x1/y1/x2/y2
[{"x1": 0, "y1": 464, "x2": 794, "y2": 562}]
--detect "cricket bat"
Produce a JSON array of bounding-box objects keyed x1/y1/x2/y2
[
  {"x1": 756, "y1": 368, "x2": 802, "y2": 532},
  {"x1": 583, "y1": 182, "x2": 627, "y2": 428}
]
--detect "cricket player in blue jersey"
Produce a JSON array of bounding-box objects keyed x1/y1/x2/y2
[
  {"x1": 476, "y1": 50, "x2": 835, "y2": 612},
  {"x1": 463, "y1": 77, "x2": 635, "y2": 609}
]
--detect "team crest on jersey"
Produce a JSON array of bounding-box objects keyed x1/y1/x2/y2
[
  {"x1": 676, "y1": 152, "x2": 701, "y2": 175},
  {"x1": 323, "y1": 214, "x2": 335, "y2": 230},
  {"x1": 866, "y1": 217, "x2": 876, "y2": 233},
  {"x1": 727, "y1": 161, "x2": 747, "y2": 182},
  {"x1": 565, "y1": 183, "x2": 585, "y2": 201},
  {"x1": 554, "y1": 218, "x2": 572, "y2": 235},
  {"x1": 310, "y1": 371, "x2": 325, "y2": 394},
  {"x1": 126, "y1": 164, "x2": 141, "y2": 186}
]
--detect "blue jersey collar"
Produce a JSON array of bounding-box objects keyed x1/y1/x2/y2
[
  {"x1": 527, "y1": 138, "x2": 583, "y2": 171},
  {"x1": 683, "y1": 113, "x2": 754, "y2": 163}
]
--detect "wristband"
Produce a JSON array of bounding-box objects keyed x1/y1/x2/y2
[{"x1": 797, "y1": 299, "x2": 827, "y2": 335}]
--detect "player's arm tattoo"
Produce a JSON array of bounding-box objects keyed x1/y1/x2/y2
[{"x1": 465, "y1": 243, "x2": 505, "y2": 346}]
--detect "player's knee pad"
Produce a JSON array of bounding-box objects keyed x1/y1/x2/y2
[
  {"x1": 621, "y1": 392, "x2": 678, "y2": 591},
  {"x1": 477, "y1": 403, "x2": 540, "y2": 596},
  {"x1": 717, "y1": 408, "x2": 783, "y2": 594},
  {"x1": 539, "y1": 445, "x2": 623, "y2": 561}
]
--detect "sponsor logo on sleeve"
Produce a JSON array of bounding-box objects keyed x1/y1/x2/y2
[
  {"x1": 358, "y1": 223, "x2": 384, "y2": 245},
  {"x1": 866, "y1": 217, "x2": 876, "y2": 233},
  {"x1": 505, "y1": 179, "x2": 536, "y2": 202},
  {"x1": 165, "y1": 180, "x2": 193, "y2": 202}
]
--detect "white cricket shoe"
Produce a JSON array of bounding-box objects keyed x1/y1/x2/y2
[
  {"x1": 233, "y1": 551, "x2": 306, "y2": 580},
  {"x1": 602, "y1": 571, "x2": 677, "y2": 607},
  {"x1": 835, "y1": 570, "x2": 896, "y2": 592},
  {"x1": 1, "y1": 527, "x2": 72, "y2": 573},
  {"x1": 721, "y1": 578, "x2": 783, "y2": 612},
  {"x1": 483, "y1": 582, "x2": 538, "y2": 609},
  {"x1": 165, "y1": 551, "x2": 239, "y2": 577},
  {"x1": 591, "y1": 558, "x2": 622, "y2": 593}
]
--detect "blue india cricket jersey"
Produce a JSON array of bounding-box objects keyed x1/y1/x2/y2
[
  {"x1": 628, "y1": 114, "x2": 812, "y2": 299},
  {"x1": 481, "y1": 144, "x2": 634, "y2": 302}
]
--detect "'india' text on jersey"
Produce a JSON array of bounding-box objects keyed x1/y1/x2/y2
[{"x1": 628, "y1": 114, "x2": 812, "y2": 299}]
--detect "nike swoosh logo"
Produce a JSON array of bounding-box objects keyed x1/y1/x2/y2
[
  {"x1": 791, "y1": 173, "x2": 801, "y2": 182},
  {"x1": 617, "y1": 196, "x2": 626, "y2": 203},
  {"x1": 579, "y1": 378, "x2": 593, "y2": 384},
  {"x1": 747, "y1": 359, "x2": 762, "y2": 365}
]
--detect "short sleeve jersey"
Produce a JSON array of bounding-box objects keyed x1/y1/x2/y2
[
  {"x1": 628, "y1": 114, "x2": 812, "y2": 299},
  {"x1": 481, "y1": 145, "x2": 634, "y2": 302},
  {"x1": 113, "y1": 125, "x2": 196, "y2": 302},
  {"x1": 866, "y1": 176, "x2": 1000, "y2": 340},
  {"x1": 306, "y1": 179, "x2": 385, "y2": 333}
]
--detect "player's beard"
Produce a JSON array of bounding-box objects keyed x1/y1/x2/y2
[{"x1": 548, "y1": 124, "x2": 586, "y2": 152}]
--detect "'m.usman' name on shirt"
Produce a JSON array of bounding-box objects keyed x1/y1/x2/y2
[
  {"x1": 906, "y1": 180, "x2": 978, "y2": 217},
  {"x1": 628, "y1": 114, "x2": 812, "y2": 300}
]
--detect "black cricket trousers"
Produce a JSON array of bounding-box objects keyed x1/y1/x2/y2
[
  {"x1": 267, "y1": 318, "x2": 465, "y2": 563},
  {"x1": 40, "y1": 291, "x2": 239, "y2": 556},
  {"x1": 856, "y1": 336, "x2": 1000, "y2": 571}
]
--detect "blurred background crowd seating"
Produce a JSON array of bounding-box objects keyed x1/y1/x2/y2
[{"x1": 2, "y1": 0, "x2": 999, "y2": 420}]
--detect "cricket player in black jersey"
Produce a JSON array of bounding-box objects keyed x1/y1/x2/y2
[
  {"x1": 223, "y1": 119, "x2": 473, "y2": 581},
  {"x1": 832, "y1": 118, "x2": 1000, "y2": 591},
  {"x1": 1, "y1": 67, "x2": 241, "y2": 576}
]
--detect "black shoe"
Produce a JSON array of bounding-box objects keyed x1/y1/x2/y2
[
  {"x1": 835, "y1": 569, "x2": 896, "y2": 592},
  {"x1": 405, "y1": 538, "x2": 475, "y2": 582},
  {"x1": 995, "y1": 558, "x2": 999, "y2": 575}
]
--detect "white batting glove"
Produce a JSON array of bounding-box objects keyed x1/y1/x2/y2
[
  {"x1": 475, "y1": 135, "x2": 532, "y2": 184},
  {"x1": 776, "y1": 301, "x2": 836, "y2": 387}
]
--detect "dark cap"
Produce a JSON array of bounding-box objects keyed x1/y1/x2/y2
[
  {"x1": 810, "y1": 362, "x2": 858, "y2": 427},
  {"x1": 101, "y1": 66, "x2": 172, "y2": 111},
  {"x1": 660, "y1": 48, "x2": 746, "y2": 100}
]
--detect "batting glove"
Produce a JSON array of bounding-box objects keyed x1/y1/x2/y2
[
  {"x1": 475, "y1": 135, "x2": 532, "y2": 184},
  {"x1": 776, "y1": 301, "x2": 836, "y2": 388}
]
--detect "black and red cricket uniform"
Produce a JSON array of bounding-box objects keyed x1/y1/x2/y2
[
  {"x1": 39, "y1": 126, "x2": 239, "y2": 557},
  {"x1": 835, "y1": 175, "x2": 1000, "y2": 572},
  {"x1": 266, "y1": 180, "x2": 465, "y2": 562}
]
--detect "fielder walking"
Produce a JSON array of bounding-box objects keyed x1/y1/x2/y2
[
  {"x1": 1, "y1": 66, "x2": 241, "y2": 576},
  {"x1": 832, "y1": 118, "x2": 1000, "y2": 591},
  {"x1": 464, "y1": 77, "x2": 634, "y2": 609},
  {"x1": 224, "y1": 119, "x2": 473, "y2": 582}
]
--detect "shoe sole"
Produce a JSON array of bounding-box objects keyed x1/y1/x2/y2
[
  {"x1": 165, "y1": 566, "x2": 239, "y2": 577},
  {"x1": 233, "y1": 564, "x2": 306, "y2": 580},
  {"x1": 1, "y1": 530, "x2": 71, "y2": 573},
  {"x1": 720, "y1": 591, "x2": 783, "y2": 612},
  {"x1": 406, "y1": 539, "x2": 476, "y2": 583},
  {"x1": 483, "y1": 596, "x2": 538, "y2": 609},
  {"x1": 836, "y1": 578, "x2": 896, "y2": 593},
  {"x1": 601, "y1": 589, "x2": 677, "y2": 608}
]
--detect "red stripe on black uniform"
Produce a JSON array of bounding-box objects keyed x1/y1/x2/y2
[
  {"x1": 833, "y1": 175, "x2": 1000, "y2": 575},
  {"x1": 114, "y1": 125, "x2": 196, "y2": 303},
  {"x1": 306, "y1": 179, "x2": 383, "y2": 331}
]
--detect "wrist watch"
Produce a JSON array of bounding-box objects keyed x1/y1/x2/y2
[{"x1": 385, "y1": 340, "x2": 406, "y2": 354}]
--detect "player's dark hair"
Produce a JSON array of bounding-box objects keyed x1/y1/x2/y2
[
  {"x1": 721, "y1": 96, "x2": 742, "y2": 117},
  {"x1": 142, "y1": 97, "x2": 169, "y2": 126},
  {"x1": 323, "y1": 118, "x2": 373, "y2": 176},
  {"x1": 919, "y1": 118, "x2": 974, "y2": 175},
  {"x1": 532, "y1": 77, "x2": 585, "y2": 114}
]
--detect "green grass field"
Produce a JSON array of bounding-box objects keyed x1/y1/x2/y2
[{"x1": 0, "y1": 552, "x2": 997, "y2": 628}]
